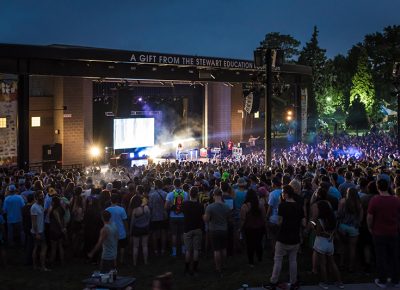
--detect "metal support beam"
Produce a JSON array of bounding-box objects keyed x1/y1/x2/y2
[
  {"x1": 265, "y1": 49, "x2": 272, "y2": 167},
  {"x1": 17, "y1": 74, "x2": 29, "y2": 170}
]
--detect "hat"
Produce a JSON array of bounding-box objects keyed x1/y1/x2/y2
[
  {"x1": 48, "y1": 187, "x2": 57, "y2": 196},
  {"x1": 18, "y1": 179, "x2": 26, "y2": 185},
  {"x1": 221, "y1": 172, "x2": 230, "y2": 182},
  {"x1": 106, "y1": 183, "x2": 113, "y2": 191},
  {"x1": 377, "y1": 173, "x2": 391, "y2": 184},
  {"x1": 213, "y1": 172, "x2": 221, "y2": 180},
  {"x1": 8, "y1": 184, "x2": 16, "y2": 192},
  {"x1": 237, "y1": 177, "x2": 247, "y2": 187}
]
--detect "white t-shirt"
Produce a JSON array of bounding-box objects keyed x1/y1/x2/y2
[{"x1": 30, "y1": 203, "x2": 45, "y2": 234}]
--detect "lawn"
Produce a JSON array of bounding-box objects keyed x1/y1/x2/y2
[{"x1": 2, "y1": 246, "x2": 373, "y2": 290}]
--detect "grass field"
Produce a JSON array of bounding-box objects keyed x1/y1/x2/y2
[{"x1": 2, "y1": 246, "x2": 374, "y2": 290}]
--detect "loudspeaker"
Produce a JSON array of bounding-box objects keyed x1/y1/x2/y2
[
  {"x1": 42, "y1": 143, "x2": 62, "y2": 162},
  {"x1": 113, "y1": 88, "x2": 132, "y2": 117}
]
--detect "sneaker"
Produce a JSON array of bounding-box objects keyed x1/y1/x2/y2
[
  {"x1": 374, "y1": 279, "x2": 387, "y2": 289},
  {"x1": 290, "y1": 281, "x2": 300, "y2": 290},
  {"x1": 335, "y1": 282, "x2": 344, "y2": 289},
  {"x1": 262, "y1": 282, "x2": 277, "y2": 290},
  {"x1": 318, "y1": 282, "x2": 329, "y2": 290}
]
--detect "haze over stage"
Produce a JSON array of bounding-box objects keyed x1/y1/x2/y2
[{"x1": 113, "y1": 118, "x2": 155, "y2": 150}]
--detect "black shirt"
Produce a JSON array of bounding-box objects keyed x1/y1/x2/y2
[
  {"x1": 182, "y1": 200, "x2": 204, "y2": 233},
  {"x1": 277, "y1": 201, "x2": 304, "y2": 245}
]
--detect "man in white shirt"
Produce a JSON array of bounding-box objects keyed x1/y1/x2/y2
[
  {"x1": 106, "y1": 193, "x2": 128, "y2": 265},
  {"x1": 31, "y1": 190, "x2": 49, "y2": 271}
]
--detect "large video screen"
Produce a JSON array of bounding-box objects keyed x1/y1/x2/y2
[{"x1": 113, "y1": 118, "x2": 155, "y2": 149}]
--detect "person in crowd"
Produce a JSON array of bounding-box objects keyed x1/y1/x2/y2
[
  {"x1": 267, "y1": 177, "x2": 283, "y2": 254},
  {"x1": 165, "y1": 178, "x2": 188, "y2": 256},
  {"x1": 367, "y1": 178, "x2": 400, "y2": 288},
  {"x1": 31, "y1": 190, "x2": 49, "y2": 271},
  {"x1": 70, "y1": 187, "x2": 85, "y2": 256},
  {"x1": 106, "y1": 193, "x2": 128, "y2": 265},
  {"x1": 203, "y1": 188, "x2": 231, "y2": 277},
  {"x1": 83, "y1": 196, "x2": 103, "y2": 262},
  {"x1": 310, "y1": 191, "x2": 343, "y2": 289},
  {"x1": 337, "y1": 187, "x2": 363, "y2": 272},
  {"x1": 22, "y1": 194, "x2": 34, "y2": 265},
  {"x1": 240, "y1": 188, "x2": 266, "y2": 267},
  {"x1": 130, "y1": 195, "x2": 151, "y2": 266},
  {"x1": 338, "y1": 172, "x2": 356, "y2": 197},
  {"x1": 0, "y1": 212, "x2": 6, "y2": 266},
  {"x1": 49, "y1": 195, "x2": 66, "y2": 266},
  {"x1": 148, "y1": 179, "x2": 168, "y2": 256},
  {"x1": 88, "y1": 210, "x2": 119, "y2": 273},
  {"x1": 182, "y1": 186, "x2": 204, "y2": 275},
  {"x1": 264, "y1": 185, "x2": 304, "y2": 290},
  {"x1": 3, "y1": 184, "x2": 25, "y2": 246}
]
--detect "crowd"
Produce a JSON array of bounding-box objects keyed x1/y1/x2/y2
[{"x1": 1, "y1": 131, "x2": 400, "y2": 290}]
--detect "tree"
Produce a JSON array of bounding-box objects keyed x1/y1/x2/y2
[
  {"x1": 349, "y1": 48, "x2": 376, "y2": 116},
  {"x1": 261, "y1": 32, "x2": 301, "y2": 62},
  {"x1": 346, "y1": 96, "x2": 369, "y2": 135},
  {"x1": 298, "y1": 26, "x2": 328, "y2": 126}
]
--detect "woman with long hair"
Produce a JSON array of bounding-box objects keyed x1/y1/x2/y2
[
  {"x1": 70, "y1": 187, "x2": 85, "y2": 256},
  {"x1": 337, "y1": 187, "x2": 363, "y2": 271},
  {"x1": 83, "y1": 196, "x2": 103, "y2": 263},
  {"x1": 240, "y1": 188, "x2": 266, "y2": 266},
  {"x1": 130, "y1": 195, "x2": 151, "y2": 266},
  {"x1": 49, "y1": 196, "x2": 65, "y2": 266},
  {"x1": 311, "y1": 197, "x2": 343, "y2": 289}
]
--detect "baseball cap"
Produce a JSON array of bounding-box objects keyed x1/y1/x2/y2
[
  {"x1": 8, "y1": 184, "x2": 16, "y2": 192},
  {"x1": 213, "y1": 172, "x2": 221, "y2": 179}
]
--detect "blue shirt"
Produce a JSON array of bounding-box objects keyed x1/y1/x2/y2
[
  {"x1": 328, "y1": 186, "x2": 341, "y2": 200},
  {"x1": 3, "y1": 194, "x2": 25, "y2": 223},
  {"x1": 21, "y1": 189, "x2": 34, "y2": 200},
  {"x1": 233, "y1": 189, "x2": 247, "y2": 219},
  {"x1": 268, "y1": 189, "x2": 282, "y2": 224},
  {"x1": 106, "y1": 205, "x2": 128, "y2": 240},
  {"x1": 166, "y1": 189, "x2": 188, "y2": 218}
]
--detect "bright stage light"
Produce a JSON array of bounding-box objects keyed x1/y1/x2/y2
[
  {"x1": 286, "y1": 115, "x2": 293, "y2": 121},
  {"x1": 90, "y1": 146, "x2": 101, "y2": 158},
  {"x1": 287, "y1": 110, "x2": 293, "y2": 116}
]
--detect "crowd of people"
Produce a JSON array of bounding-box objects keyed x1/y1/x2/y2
[{"x1": 1, "y1": 131, "x2": 400, "y2": 290}]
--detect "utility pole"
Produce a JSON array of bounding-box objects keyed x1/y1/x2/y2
[{"x1": 265, "y1": 49, "x2": 272, "y2": 167}]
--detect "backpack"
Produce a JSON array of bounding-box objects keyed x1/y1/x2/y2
[{"x1": 172, "y1": 190, "x2": 184, "y2": 215}]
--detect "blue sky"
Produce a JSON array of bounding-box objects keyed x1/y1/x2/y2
[{"x1": 1, "y1": 0, "x2": 399, "y2": 60}]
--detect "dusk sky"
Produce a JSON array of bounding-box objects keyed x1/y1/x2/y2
[{"x1": 1, "y1": 0, "x2": 399, "y2": 60}]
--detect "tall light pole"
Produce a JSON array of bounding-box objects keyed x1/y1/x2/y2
[{"x1": 265, "y1": 49, "x2": 273, "y2": 167}]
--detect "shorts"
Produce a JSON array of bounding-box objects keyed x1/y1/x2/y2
[
  {"x1": 32, "y1": 233, "x2": 46, "y2": 246},
  {"x1": 210, "y1": 230, "x2": 228, "y2": 251},
  {"x1": 118, "y1": 238, "x2": 127, "y2": 249},
  {"x1": 313, "y1": 236, "x2": 334, "y2": 256},
  {"x1": 169, "y1": 218, "x2": 184, "y2": 235},
  {"x1": 151, "y1": 220, "x2": 169, "y2": 231},
  {"x1": 338, "y1": 223, "x2": 359, "y2": 237},
  {"x1": 267, "y1": 222, "x2": 280, "y2": 240},
  {"x1": 132, "y1": 226, "x2": 149, "y2": 237},
  {"x1": 183, "y1": 229, "x2": 202, "y2": 252}
]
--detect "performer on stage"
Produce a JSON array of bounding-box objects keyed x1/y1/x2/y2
[
  {"x1": 248, "y1": 135, "x2": 260, "y2": 147},
  {"x1": 227, "y1": 140, "x2": 234, "y2": 156},
  {"x1": 176, "y1": 143, "x2": 183, "y2": 161}
]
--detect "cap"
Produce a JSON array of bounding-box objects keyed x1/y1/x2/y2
[
  {"x1": 213, "y1": 172, "x2": 221, "y2": 179},
  {"x1": 8, "y1": 184, "x2": 16, "y2": 192},
  {"x1": 237, "y1": 177, "x2": 247, "y2": 186}
]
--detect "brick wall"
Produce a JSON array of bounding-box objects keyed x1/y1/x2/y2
[{"x1": 29, "y1": 76, "x2": 93, "y2": 166}]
